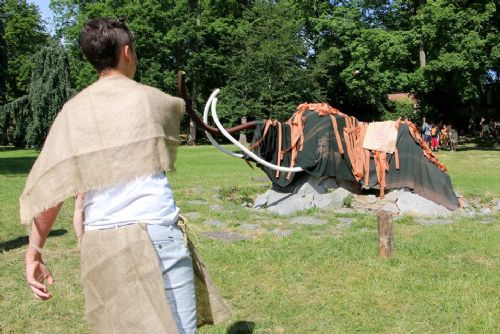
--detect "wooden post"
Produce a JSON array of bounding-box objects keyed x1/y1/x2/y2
[{"x1": 377, "y1": 210, "x2": 393, "y2": 258}]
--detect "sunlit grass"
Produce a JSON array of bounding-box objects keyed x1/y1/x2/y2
[{"x1": 0, "y1": 144, "x2": 499, "y2": 333}]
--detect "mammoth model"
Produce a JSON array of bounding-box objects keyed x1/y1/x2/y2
[{"x1": 178, "y1": 73, "x2": 459, "y2": 211}]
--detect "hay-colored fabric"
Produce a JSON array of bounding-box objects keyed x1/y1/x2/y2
[
  {"x1": 80, "y1": 223, "x2": 231, "y2": 333},
  {"x1": 80, "y1": 223, "x2": 180, "y2": 334},
  {"x1": 19, "y1": 74, "x2": 184, "y2": 225}
]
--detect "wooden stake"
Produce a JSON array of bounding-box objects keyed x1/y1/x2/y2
[{"x1": 377, "y1": 210, "x2": 393, "y2": 258}]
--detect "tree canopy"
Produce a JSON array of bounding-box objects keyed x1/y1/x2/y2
[{"x1": 1, "y1": 0, "x2": 498, "y2": 145}]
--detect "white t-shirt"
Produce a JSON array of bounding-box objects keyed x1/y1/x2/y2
[{"x1": 83, "y1": 172, "x2": 179, "y2": 231}]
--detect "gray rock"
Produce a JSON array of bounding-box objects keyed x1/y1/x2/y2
[
  {"x1": 396, "y1": 190, "x2": 452, "y2": 217},
  {"x1": 382, "y1": 202, "x2": 400, "y2": 215},
  {"x1": 267, "y1": 191, "x2": 293, "y2": 207},
  {"x1": 480, "y1": 207, "x2": 492, "y2": 215},
  {"x1": 415, "y1": 219, "x2": 454, "y2": 225},
  {"x1": 358, "y1": 194, "x2": 377, "y2": 204},
  {"x1": 210, "y1": 204, "x2": 225, "y2": 211},
  {"x1": 186, "y1": 200, "x2": 208, "y2": 205},
  {"x1": 479, "y1": 218, "x2": 496, "y2": 224},
  {"x1": 314, "y1": 187, "x2": 352, "y2": 210},
  {"x1": 334, "y1": 208, "x2": 357, "y2": 214},
  {"x1": 267, "y1": 193, "x2": 314, "y2": 216},
  {"x1": 383, "y1": 190, "x2": 402, "y2": 203},
  {"x1": 253, "y1": 190, "x2": 271, "y2": 208},
  {"x1": 493, "y1": 198, "x2": 500, "y2": 211},
  {"x1": 292, "y1": 175, "x2": 338, "y2": 196},
  {"x1": 271, "y1": 228, "x2": 292, "y2": 237},
  {"x1": 295, "y1": 178, "x2": 325, "y2": 197},
  {"x1": 336, "y1": 218, "x2": 354, "y2": 228},
  {"x1": 314, "y1": 193, "x2": 343, "y2": 210},
  {"x1": 202, "y1": 220, "x2": 225, "y2": 227},
  {"x1": 203, "y1": 231, "x2": 250, "y2": 242},
  {"x1": 182, "y1": 212, "x2": 201, "y2": 220},
  {"x1": 239, "y1": 224, "x2": 259, "y2": 231},
  {"x1": 289, "y1": 216, "x2": 327, "y2": 225}
]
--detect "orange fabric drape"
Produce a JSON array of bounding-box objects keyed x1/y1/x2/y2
[{"x1": 249, "y1": 104, "x2": 449, "y2": 193}]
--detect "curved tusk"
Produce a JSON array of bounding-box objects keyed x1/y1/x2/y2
[
  {"x1": 203, "y1": 89, "x2": 243, "y2": 159},
  {"x1": 210, "y1": 96, "x2": 303, "y2": 173}
]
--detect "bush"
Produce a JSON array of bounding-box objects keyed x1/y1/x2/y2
[{"x1": 383, "y1": 98, "x2": 416, "y2": 121}]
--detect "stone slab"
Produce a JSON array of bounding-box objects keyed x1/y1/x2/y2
[
  {"x1": 289, "y1": 216, "x2": 327, "y2": 225},
  {"x1": 314, "y1": 187, "x2": 351, "y2": 210},
  {"x1": 397, "y1": 190, "x2": 452, "y2": 217},
  {"x1": 336, "y1": 217, "x2": 354, "y2": 228},
  {"x1": 202, "y1": 231, "x2": 250, "y2": 242},
  {"x1": 239, "y1": 224, "x2": 259, "y2": 231},
  {"x1": 267, "y1": 193, "x2": 314, "y2": 216},
  {"x1": 382, "y1": 202, "x2": 400, "y2": 215},
  {"x1": 271, "y1": 228, "x2": 292, "y2": 237},
  {"x1": 253, "y1": 190, "x2": 271, "y2": 208},
  {"x1": 202, "y1": 220, "x2": 225, "y2": 227},
  {"x1": 415, "y1": 219, "x2": 454, "y2": 225},
  {"x1": 186, "y1": 200, "x2": 208, "y2": 205},
  {"x1": 494, "y1": 198, "x2": 500, "y2": 211},
  {"x1": 182, "y1": 212, "x2": 201, "y2": 220}
]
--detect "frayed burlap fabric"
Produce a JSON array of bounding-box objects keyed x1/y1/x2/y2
[
  {"x1": 80, "y1": 223, "x2": 231, "y2": 333},
  {"x1": 20, "y1": 74, "x2": 184, "y2": 225}
]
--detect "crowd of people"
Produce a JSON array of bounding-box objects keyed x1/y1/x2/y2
[
  {"x1": 421, "y1": 117, "x2": 459, "y2": 151},
  {"x1": 421, "y1": 116, "x2": 499, "y2": 152}
]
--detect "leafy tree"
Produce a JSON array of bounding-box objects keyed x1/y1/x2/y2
[
  {"x1": 26, "y1": 44, "x2": 72, "y2": 147},
  {"x1": 51, "y1": 0, "x2": 252, "y2": 141},
  {"x1": 411, "y1": 0, "x2": 496, "y2": 123},
  {"x1": 2, "y1": 0, "x2": 47, "y2": 100},
  {"x1": 0, "y1": 44, "x2": 72, "y2": 147},
  {"x1": 0, "y1": 3, "x2": 7, "y2": 104},
  {"x1": 220, "y1": 0, "x2": 323, "y2": 124}
]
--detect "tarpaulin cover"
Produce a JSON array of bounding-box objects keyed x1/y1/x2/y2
[{"x1": 249, "y1": 110, "x2": 459, "y2": 210}]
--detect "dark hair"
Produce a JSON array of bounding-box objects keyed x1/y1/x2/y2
[{"x1": 80, "y1": 18, "x2": 134, "y2": 72}]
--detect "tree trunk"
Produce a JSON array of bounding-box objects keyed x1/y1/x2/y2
[
  {"x1": 239, "y1": 116, "x2": 248, "y2": 145},
  {"x1": 419, "y1": 41, "x2": 426, "y2": 68},
  {"x1": 187, "y1": 0, "x2": 201, "y2": 146},
  {"x1": 187, "y1": 80, "x2": 197, "y2": 146}
]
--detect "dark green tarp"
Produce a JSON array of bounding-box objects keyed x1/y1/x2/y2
[{"x1": 250, "y1": 110, "x2": 459, "y2": 210}]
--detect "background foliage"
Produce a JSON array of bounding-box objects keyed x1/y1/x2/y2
[{"x1": 0, "y1": 0, "x2": 498, "y2": 145}]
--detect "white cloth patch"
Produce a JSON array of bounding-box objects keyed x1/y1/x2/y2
[{"x1": 362, "y1": 121, "x2": 398, "y2": 153}]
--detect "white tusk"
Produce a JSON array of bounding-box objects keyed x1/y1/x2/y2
[
  {"x1": 203, "y1": 89, "x2": 243, "y2": 158},
  {"x1": 210, "y1": 96, "x2": 303, "y2": 173}
]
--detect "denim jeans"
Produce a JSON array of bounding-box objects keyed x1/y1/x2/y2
[{"x1": 147, "y1": 224, "x2": 197, "y2": 334}]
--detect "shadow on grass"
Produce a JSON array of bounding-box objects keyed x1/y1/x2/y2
[
  {"x1": 227, "y1": 321, "x2": 256, "y2": 334},
  {"x1": 0, "y1": 229, "x2": 68, "y2": 252},
  {"x1": 457, "y1": 137, "x2": 500, "y2": 151},
  {"x1": 0, "y1": 156, "x2": 37, "y2": 175}
]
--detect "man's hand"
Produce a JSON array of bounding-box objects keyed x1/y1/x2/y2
[
  {"x1": 24, "y1": 203, "x2": 62, "y2": 300},
  {"x1": 26, "y1": 252, "x2": 54, "y2": 300}
]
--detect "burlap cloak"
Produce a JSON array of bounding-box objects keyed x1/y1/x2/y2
[
  {"x1": 20, "y1": 74, "x2": 231, "y2": 330},
  {"x1": 20, "y1": 74, "x2": 183, "y2": 225}
]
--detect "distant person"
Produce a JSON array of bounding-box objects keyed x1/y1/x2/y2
[
  {"x1": 431, "y1": 123, "x2": 440, "y2": 151},
  {"x1": 422, "y1": 117, "x2": 432, "y2": 148},
  {"x1": 479, "y1": 117, "x2": 489, "y2": 138},
  {"x1": 449, "y1": 125, "x2": 458, "y2": 151},
  {"x1": 440, "y1": 124, "x2": 449, "y2": 150},
  {"x1": 468, "y1": 117, "x2": 476, "y2": 137}
]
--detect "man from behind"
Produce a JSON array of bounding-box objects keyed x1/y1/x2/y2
[{"x1": 23, "y1": 18, "x2": 229, "y2": 333}]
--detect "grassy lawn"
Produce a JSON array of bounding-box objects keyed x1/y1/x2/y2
[{"x1": 0, "y1": 141, "x2": 499, "y2": 334}]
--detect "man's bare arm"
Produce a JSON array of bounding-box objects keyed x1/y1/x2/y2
[{"x1": 25, "y1": 203, "x2": 63, "y2": 300}]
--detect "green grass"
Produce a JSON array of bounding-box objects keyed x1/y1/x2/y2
[{"x1": 0, "y1": 143, "x2": 499, "y2": 334}]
